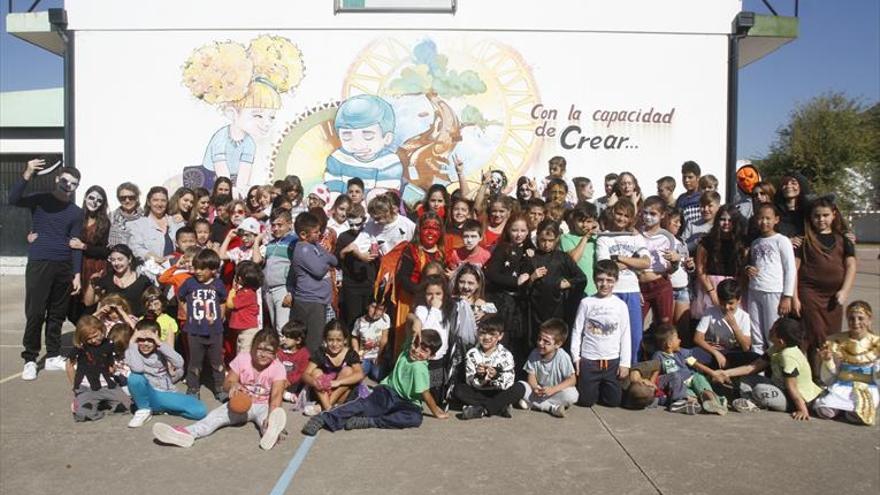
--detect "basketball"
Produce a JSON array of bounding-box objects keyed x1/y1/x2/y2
[{"x1": 228, "y1": 392, "x2": 252, "y2": 414}]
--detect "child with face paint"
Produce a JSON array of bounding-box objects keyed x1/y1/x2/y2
[
  {"x1": 392, "y1": 212, "x2": 446, "y2": 355},
  {"x1": 638, "y1": 196, "x2": 680, "y2": 331}
]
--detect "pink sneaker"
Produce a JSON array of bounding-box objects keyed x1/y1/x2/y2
[{"x1": 152, "y1": 423, "x2": 194, "y2": 448}]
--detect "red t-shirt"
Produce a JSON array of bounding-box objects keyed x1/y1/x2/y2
[
  {"x1": 228, "y1": 287, "x2": 261, "y2": 330},
  {"x1": 449, "y1": 245, "x2": 492, "y2": 269},
  {"x1": 277, "y1": 347, "x2": 311, "y2": 386}
]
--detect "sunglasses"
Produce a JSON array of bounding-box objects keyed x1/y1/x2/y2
[{"x1": 118, "y1": 195, "x2": 137, "y2": 201}]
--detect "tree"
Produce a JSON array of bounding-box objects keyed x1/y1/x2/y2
[
  {"x1": 387, "y1": 39, "x2": 493, "y2": 191},
  {"x1": 756, "y1": 92, "x2": 877, "y2": 211}
]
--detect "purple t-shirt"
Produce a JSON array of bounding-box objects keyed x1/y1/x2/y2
[{"x1": 178, "y1": 277, "x2": 227, "y2": 336}]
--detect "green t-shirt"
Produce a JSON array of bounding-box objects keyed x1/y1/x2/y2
[
  {"x1": 560, "y1": 233, "x2": 596, "y2": 295},
  {"x1": 381, "y1": 351, "x2": 430, "y2": 405},
  {"x1": 770, "y1": 346, "x2": 823, "y2": 403}
]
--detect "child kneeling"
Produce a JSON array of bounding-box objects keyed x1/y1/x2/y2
[
  {"x1": 67, "y1": 315, "x2": 130, "y2": 422},
  {"x1": 301, "y1": 330, "x2": 448, "y2": 435},
  {"x1": 153, "y1": 329, "x2": 287, "y2": 449},
  {"x1": 519, "y1": 318, "x2": 578, "y2": 418}
]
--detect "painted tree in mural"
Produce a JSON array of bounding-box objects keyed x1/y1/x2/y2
[{"x1": 387, "y1": 39, "x2": 497, "y2": 190}]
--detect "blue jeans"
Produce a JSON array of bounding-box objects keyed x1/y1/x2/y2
[
  {"x1": 127, "y1": 373, "x2": 208, "y2": 420},
  {"x1": 615, "y1": 292, "x2": 643, "y2": 366},
  {"x1": 362, "y1": 358, "x2": 382, "y2": 381},
  {"x1": 321, "y1": 385, "x2": 422, "y2": 431}
]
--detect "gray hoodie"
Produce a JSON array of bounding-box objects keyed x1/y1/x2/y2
[{"x1": 125, "y1": 343, "x2": 184, "y2": 391}]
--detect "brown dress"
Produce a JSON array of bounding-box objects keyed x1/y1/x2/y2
[{"x1": 798, "y1": 233, "x2": 847, "y2": 355}]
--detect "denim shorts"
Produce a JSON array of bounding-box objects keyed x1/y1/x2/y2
[{"x1": 673, "y1": 287, "x2": 690, "y2": 303}]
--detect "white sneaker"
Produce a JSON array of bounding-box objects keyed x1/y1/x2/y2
[
  {"x1": 282, "y1": 391, "x2": 296, "y2": 402},
  {"x1": 128, "y1": 409, "x2": 153, "y2": 428},
  {"x1": 550, "y1": 404, "x2": 566, "y2": 418},
  {"x1": 302, "y1": 404, "x2": 322, "y2": 417},
  {"x1": 516, "y1": 399, "x2": 529, "y2": 410},
  {"x1": 44, "y1": 356, "x2": 67, "y2": 371},
  {"x1": 260, "y1": 408, "x2": 287, "y2": 450},
  {"x1": 22, "y1": 362, "x2": 37, "y2": 381}
]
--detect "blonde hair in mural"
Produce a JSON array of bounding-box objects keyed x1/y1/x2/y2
[
  {"x1": 183, "y1": 35, "x2": 304, "y2": 109},
  {"x1": 181, "y1": 35, "x2": 305, "y2": 196}
]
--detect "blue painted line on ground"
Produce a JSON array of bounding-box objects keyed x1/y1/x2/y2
[{"x1": 270, "y1": 434, "x2": 317, "y2": 495}]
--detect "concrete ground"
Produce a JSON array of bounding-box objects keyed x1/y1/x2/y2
[{"x1": 1, "y1": 247, "x2": 878, "y2": 495}]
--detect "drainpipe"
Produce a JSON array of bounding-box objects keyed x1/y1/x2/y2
[
  {"x1": 48, "y1": 8, "x2": 73, "y2": 169},
  {"x1": 726, "y1": 11, "x2": 754, "y2": 203}
]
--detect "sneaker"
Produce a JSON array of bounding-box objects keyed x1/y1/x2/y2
[
  {"x1": 152, "y1": 423, "x2": 194, "y2": 448},
  {"x1": 214, "y1": 392, "x2": 229, "y2": 403},
  {"x1": 732, "y1": 398, "x2": 760, "y2": 413},
  {"x1": 344, "y1": 416, "x2": 376, "y2": 430},
  {"x1": 459, "y1": 405, "x2": 486, "y2": 420},
  {"x1": 43, "y1": 356, "x2": 67, "y2": 371},
  {"x1": 702, "y1": 397, "x2": 728, "y2": 416},
  {"x1": 128, "y1": 409, "x2": 153, "y2": 428},
  {"x1": 302, "y1": 404, "x2": 322, "y2": 417},
  {"x1": 21, "y1": 362, "x2": 37, "y2": 381},
  {"x1": 496, "y1": 405, "x2": 513, "y2": 418},
  {"x1": 282, "y1": 391, "x2": 296, "y2": 403},
  {"x1": 550, "y1": 404, "x2": 566, "y2": 418},
  {"x1": 684, "y1": 402, "x2": 702, "y2": 415},
  {"x1": 260, "y1": 408, "x2": 287, "y2": 450},
  {"x1": 668, "y1": 399, "x2": 689, "y2": 413},
  {"x1": 186, "y1": 388, "x2": 200, "y2": 399},
  {"x1": 516, "y1": 399, "x2": 529, "y2": 410},
  {"x1": 301, "y1": 416, "x2": 325, "y2": 436}
]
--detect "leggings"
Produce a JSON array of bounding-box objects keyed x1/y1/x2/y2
[
  {"x1": 185, "y1": 402, "x2": 270, "y2": 439},
  {"x1": 127, "y1": 373, "x2": 207, "y2": 420}
]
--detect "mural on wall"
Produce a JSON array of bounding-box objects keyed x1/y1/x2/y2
[
  {"x1": 272, "y1": 37, "x2": 541, "y2": 202},
  {"x1": 180, "y1": 35, "x2": 305, "y2": 196}
]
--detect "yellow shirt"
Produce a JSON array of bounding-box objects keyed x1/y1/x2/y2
[
  {"x1": 156, "y1": 313, "x2": 179, "y2": 343},
  {"x1": 770, "y1": 346, "x2": 822, "y2": 403}
]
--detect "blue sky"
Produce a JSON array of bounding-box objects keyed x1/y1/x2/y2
[{"x1": 1, "y1": 0, "x2": 878, "y2": 159}]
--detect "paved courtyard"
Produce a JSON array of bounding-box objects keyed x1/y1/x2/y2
[{"x1": 0, "y1": 247, "x2": 878, "y2": 494}]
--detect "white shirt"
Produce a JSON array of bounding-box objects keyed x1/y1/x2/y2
[
  {"x1": 596, "y1": 232, "x2": 648, "y2": 293},
  {"x1": 641, "y1": 229, "x2": 676, "y2": 275},
  {"x1": 364, "y1": 214, "x2": 415, "y2": 256},
  {"x1": 749, "y1": 233, "x2": 796, "y2": 296},
  {"x1": 571, "y1": 295, "x2": 631, "y2": 364},
  {"x1": 327, "y1": 217, "x2": 350, "y2": 237},
  {"x1": 696, "y1": 306, "x2": 750, "y2": 352},
  {"x1": 415, "y1": 305, "x2": 449, "y2": 360},
  {"x1": 668, "y1": 237, "x2": 690, "y2": 289}
]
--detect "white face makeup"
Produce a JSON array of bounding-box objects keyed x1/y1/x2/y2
[{"x1": 85, "y1": 192, "x2": 104, "y2": 212}]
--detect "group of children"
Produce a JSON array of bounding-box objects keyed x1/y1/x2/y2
[{"x1": 56, "y1": 156, "x2": 876, "y2": 450}]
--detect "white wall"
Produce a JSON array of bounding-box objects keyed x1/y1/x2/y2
[
  {"x1": 66, "y1": 0, "x2": 741, "y2": 34},
  {"x1": 69, "y1": 1, "x2": 736, "y2": 207}
]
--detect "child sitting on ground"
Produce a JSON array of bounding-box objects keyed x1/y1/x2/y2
[
  {"x1": 301, "y1": 330, "x2": 448, "y2": 435},
  {"x1": 66, "y1": 315, "x2": 129, "y2": 422},
  {"x1": 814, "y1": 301, "x2": 880, "y2": 425},
  {"x1": 719, "y1": 318, "x2": 824, "y2": 420},
  {"x1": 93, "y1": 294, "x2": 137, "y2": 334},
  {"x1": 277, "y1": 320, "x2": 311, "y2": 408},
  {"x1": 652, "y1": 325, "x2": 728, "y2": 415},
  {"x1": 152, "y1": 329, "x2": 287, "y2": 449},
  {"x1": 518, "y1": 318, "x2": 578, "y2": 418},
  {"x1": 453, "y1": 316, "x2": 525, "y2": 420},
  {"x1": 301, "y1": 320, "x2": 366, "y2": 415},
  {"x1": 126, "y1": 320, "x2": 207, "y2": 428},
  {"x1": 351, "y1": 301, "x2": 391, "y2": 382},
  {"x1": 692, "y1": 279, "x2": 759, "y2": 369},
  {"x1": 571, "y1": 260, "x2": 630, "y2": 408},
  {"x1": 107, "y1": 323, "x2": 133, "y2": 391}
]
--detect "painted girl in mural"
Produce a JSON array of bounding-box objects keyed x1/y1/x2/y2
[
  {"x1": 324, "y1": 94, "x2": 403, "y2": 196},
  {"x1": 183, "y1": 35, "x2": 305, "y2": 197}
]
